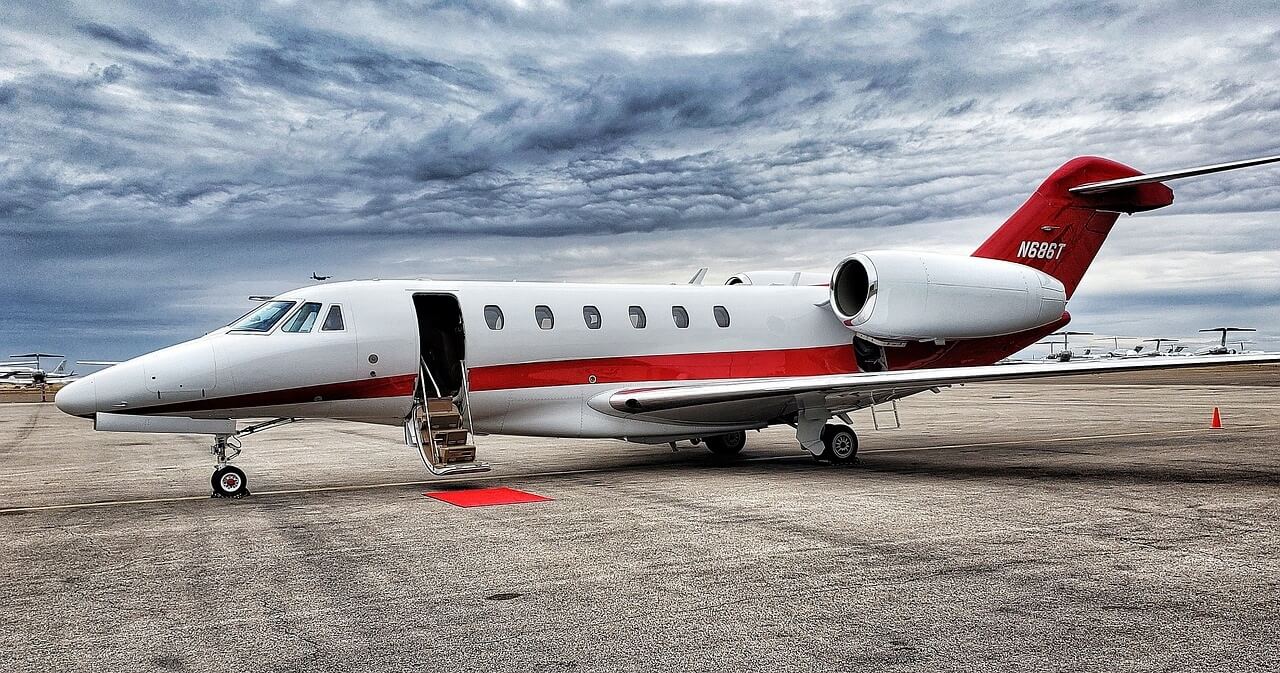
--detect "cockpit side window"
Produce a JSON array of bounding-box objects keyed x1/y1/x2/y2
[
  {"x1": 230, "y1": 301, "x2": 296, "y2": 332},
  {"x1": 281, "y1": 302, "x2": 323, "y2": 333},
  {"x1": 321, "y1": 305, "x2": 345, "y2": 331}
]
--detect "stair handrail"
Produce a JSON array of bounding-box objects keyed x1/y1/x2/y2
[
  {"x1": 459, "y1": 358, "x2": 477, "y2": 434},
  {"x1": 419, "y1": 357, "x2": 443, "y2": 399}
]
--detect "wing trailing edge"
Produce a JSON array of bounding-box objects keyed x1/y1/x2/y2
[{"x1": 609, "y1": 353, "x2": 1280, "y2": 413}]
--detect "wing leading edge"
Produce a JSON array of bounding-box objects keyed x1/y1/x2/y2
[{"x1": 608, "y1": 353, "x2": 1280, "y2": 413}]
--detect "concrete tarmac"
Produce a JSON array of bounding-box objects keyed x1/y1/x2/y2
[{"x1": 2, "y1": 379, "x2": 1279, "y2": 672}]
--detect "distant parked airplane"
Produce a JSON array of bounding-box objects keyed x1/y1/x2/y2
[
  {"x1": 1196, "y1": 327, "x2": 1257, "y2": 355},
  {"x1": 1141, "y1": 337, "x2": 1180, "y2": 355}
]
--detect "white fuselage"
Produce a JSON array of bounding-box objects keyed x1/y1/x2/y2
[{"x1": 57, "y1": 279, "x2": 865, "y2": 439}]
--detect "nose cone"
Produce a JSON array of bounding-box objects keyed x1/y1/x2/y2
[{"x1": 55, "y1": 377, "x2": 97, "y2": 417}]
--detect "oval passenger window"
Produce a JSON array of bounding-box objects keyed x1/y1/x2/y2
[
  {"x1": 672, "y1": 306, "x2": 689, "y2": 328},
  {"x1": 713, "y1": 305, "x2": 730, "y2": 328},
  {"x1": 484, "y1": 305, "x2": 504, "y2": 330},
  {"x1": 535, "y1": 305, "x2": 555, "y2": 330}
]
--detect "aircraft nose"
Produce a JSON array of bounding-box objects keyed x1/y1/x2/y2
[{"x1": 54, "y1": 378, "x2": 96, "y2": 417}]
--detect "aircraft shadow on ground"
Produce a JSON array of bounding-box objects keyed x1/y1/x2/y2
[{"x1": 462, "y1": 449, "x2": 1280, "y2": 489}]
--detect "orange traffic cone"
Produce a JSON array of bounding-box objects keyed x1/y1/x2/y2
[{"x1": 1211, "y1": 407, "x2": 1223, "y2": 429}]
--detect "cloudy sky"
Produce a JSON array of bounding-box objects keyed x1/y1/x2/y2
[{"x1": 2, "y1": 0, "x2": 1279, "y2": 362}]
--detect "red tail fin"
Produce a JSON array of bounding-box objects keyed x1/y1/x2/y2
[{"x1": 972, "y1": 156, "x2": 1173, "y2": 298}]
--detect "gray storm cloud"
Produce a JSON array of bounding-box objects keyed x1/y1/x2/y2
[{"x1": 1, "y1": 1, "x2": 1279, "y2": 360}]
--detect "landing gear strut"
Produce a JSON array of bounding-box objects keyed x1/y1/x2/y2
[
  {"x1": 210, "y1": 434, "x2": 248, "y2": 498},
  {"x1": 206, "y1": 418, "x2": 299, "y2": 498}
]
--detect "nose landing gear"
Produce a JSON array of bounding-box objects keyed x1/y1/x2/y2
[
  {"x1": 206, "y1": 418, "x2": 300, "y2": 498},
  {"x1": 212, "y1": 464, "x2": 248, "y2": 498},
  {"x1": 210, "y1": 434, "x2": 248, "y2": 498}
]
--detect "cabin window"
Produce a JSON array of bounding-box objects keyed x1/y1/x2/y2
[
  {"x1": 484, "y1": 305, "x2": 504, "y2": 330},
  {"x1": 583, "y1": 306, "x2": 602, "y2": 329},
  {"x1": 282, "y1": 302, "x2": 323, "y2": 333},
  {"x1": 713, "y1": 305, "x2": 731, "y2": 328},
  {"x1": 535, "y1": 305, "x2": 555, "y2": 330},
  {"x1": 231, "y1": 300, "x2": 296, "y2": 332},
  {"x1": 629, "y1": 306, "x2": 647, "y2": 329},
  {"x1": 321, "y1": 305, "x2": 345, "y2": 331},
  {"x1": 672, "y1": 306, "x2": 690, "y2": 328}
]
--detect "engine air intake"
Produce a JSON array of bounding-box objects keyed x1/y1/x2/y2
[{"x1": 832, "y1": 257, "x2": 872, "y2": 318}]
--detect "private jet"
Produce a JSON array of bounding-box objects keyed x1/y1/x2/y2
[
  {"x1": 1196, "y1": 327, "x2": 1258, "y2": 355},
  {"x1": 2, "y1": 354, "x2": 75, "y2": 386},
  {"x1": 55, "y1": 153, "x2": 1280, "y2": 497}
]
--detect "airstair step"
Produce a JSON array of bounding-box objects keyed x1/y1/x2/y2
[
  {"x1": 425, "y1": 398, "x2": 456, "y2": 414},
  {"x1": 434, "y1": 428, "x2": 471, "y2": 446},
  {"x1": 440, "y1": 445, "x2": 477, "y2": 464},
  {"x1": 426, "y1": 412, "x2": 463, "y2": 430}
]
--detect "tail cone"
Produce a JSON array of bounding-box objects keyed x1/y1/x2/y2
[{"x1": 1211, "y1": 407, "x2": 1223, "y2": 429}]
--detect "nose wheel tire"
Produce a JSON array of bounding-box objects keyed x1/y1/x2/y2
[
  {"x1": 211, "y1": 465, "x2": 249, "y2": 498},
  {"x1": 705, "y1": 430, "x2": 747, "y2": 456},
  {"x1": 820, "y1": 424, "x2": 858, "y2": 464}
]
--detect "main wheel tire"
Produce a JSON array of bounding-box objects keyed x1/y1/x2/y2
[
  {"x1": 820, "y1": 424, "x2": 858, "y2": 464},
  {"x1": 705, "y1": 430, "x2": 747, "y2": 456},
  {"x1": 211, "y1": 465, "x2": 249, "y2": 498}
]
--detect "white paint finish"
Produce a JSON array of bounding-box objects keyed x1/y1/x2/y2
[
  {"x1": 142, "y1": 342, "x2": 217, "y2": 393},
  {"x1": 451, "y1": 281, "x2": 844, "y2": 366},
  {"x1": 95, "y1": 412, "x2": 235, "y2": 434},
  {"x1": 216, "y1": 320, "x2": 359, "y2": 394},
  {"x1": 833, "y1": 250, "x2": 1066, "y2": 340}
]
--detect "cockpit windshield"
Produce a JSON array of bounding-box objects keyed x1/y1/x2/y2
[
  {"x1": 281, "y1": 302, "x2": 323, "y2": 333},
  {"x1": 230, "y1": 301, "x2": 296, "y2": 332}
]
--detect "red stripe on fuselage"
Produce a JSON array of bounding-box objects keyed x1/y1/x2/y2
[
  {"x1": 129, "y1": 373, "x2": 419, "y2": 415},
  {"x1": 467, "y1": 345, "x2": 860, "y2": 391}
]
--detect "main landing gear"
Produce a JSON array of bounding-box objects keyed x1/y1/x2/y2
[
  {"x1": 704, "y1": 430, "x2": 747, "y2": 456},
  {"x1": 208, "y1": 418, "x2": 299, "y2": 498},
  {"x1": 819, "y1": 424, "x2": 859, "y2": 464},
  {"x1": 795, "y1": 405, "x2": 859, "y2": 465}
]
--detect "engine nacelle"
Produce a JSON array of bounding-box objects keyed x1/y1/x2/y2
[
  {"x1": 726, "y1": 270, "x2": 829, "y2": 286},
  {"x1": 830, "y1": 250, "x2": 1067, "y2": 342}
]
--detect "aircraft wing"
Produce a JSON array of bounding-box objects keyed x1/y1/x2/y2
[{"x1": 607, "y1": 352, "x2": 1280, "y2": 415}]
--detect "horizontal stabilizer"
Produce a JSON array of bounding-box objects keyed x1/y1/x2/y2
[{"x1": 1069, "y1": 154, "x2": 1280, "y2": 194}]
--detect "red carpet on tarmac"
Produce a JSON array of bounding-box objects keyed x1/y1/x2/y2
[{"x1": 425, "y1": 486, "x2": 551, "y2": 507}]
